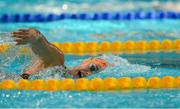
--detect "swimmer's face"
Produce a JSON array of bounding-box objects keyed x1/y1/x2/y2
[{"x1": 70, "y1": 58, "x2": 108, "y2": 78}]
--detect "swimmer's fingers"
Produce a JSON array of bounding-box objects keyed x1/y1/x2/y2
[
  {"x1": 12, "y1": 32, "x2": 28, "y2": 38},
  {"x1": 12, "y1": 34, "x2": 26, "y2": 38},
  {"x1": 12, "y1": 28, "x2": 42, "y2": 44},
  {"x1": 15, "y1": 39, "x2": 27, "y2": 45},
  {"x1": 12, "y1": 31, "x2": 28, "y2": 35},
  {"x1": 14, "y1": 38, "x2": 23, "y2": 43},
  {"x1": 14, "y1": 38, "x2": 28, "y2": 45},
  {"x1": 14, "y1": 36, "x2": 29, "y2": 41},
  {"x1": 18, "y1": 29, "x2": 29, "y2": 32},
  {"x1": 11, "y1": 29, "x2": 29, "y2": 36},
  {"x1": 16, "y1": 41, "x2": 27, "y2": 45},
  {"x1": 12, "y1": 32, "x2": 30, "y2": 39},
  {"x1": 18, "y1": 28, "x2": 39, "y2": 34}
]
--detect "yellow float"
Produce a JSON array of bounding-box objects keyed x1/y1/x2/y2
[
  {"x1": 0, "y1": 76, "x2": 179, "y2": 91},
  {"x1": 0, "y1": 40, "x2": 180, "y2": 55}
]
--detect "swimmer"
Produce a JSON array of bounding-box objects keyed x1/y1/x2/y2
[{"x1": 11, "y1": 28, "x2": 109, "y2": 79}]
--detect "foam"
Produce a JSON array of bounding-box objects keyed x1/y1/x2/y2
[{"x1": 100, "y1": 54, "x2": 151, "y2": 73}]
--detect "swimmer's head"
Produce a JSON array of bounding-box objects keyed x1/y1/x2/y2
[{"x1": 68, "y1": 58, "x2": 108, "y2": 78}]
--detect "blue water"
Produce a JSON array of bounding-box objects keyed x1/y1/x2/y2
[
  {"x1": 0, "y1": 89, "x2": 179, "y2": 108},
  {"x1": 0, "y1": 20, "x2": 179, "y2": 42},
  {"x1": 0, "y1": 0, "x2": 180, "y2": 108}
]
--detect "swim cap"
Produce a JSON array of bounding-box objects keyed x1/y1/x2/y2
[{"x1": 83, "y1": 58, "x2": 108, "y2": 69}]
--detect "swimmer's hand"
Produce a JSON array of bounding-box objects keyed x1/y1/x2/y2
[{"x1": 12, "y1": 28, "x2": 42, "y2": 45}]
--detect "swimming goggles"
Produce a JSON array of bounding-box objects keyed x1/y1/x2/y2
[
  {"x1": 77, "y1": 63, "x2": 100, "y2": 78},
  {"x1": 88, "y1": 63, "x2": 99, "y2": 73}
]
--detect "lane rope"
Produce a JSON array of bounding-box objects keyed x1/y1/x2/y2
[
  {"x1": 0, "y1": 11, "x2": 179, "y2": 23},
  {"x1": 0, "y1": 76, "x2": 180, "y2": 91},
  {"x1": 0, "y1": 40, "x2": 179, "y2": 55}
]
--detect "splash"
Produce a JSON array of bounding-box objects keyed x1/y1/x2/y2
[
  {"x1": 100, "y1": 54, "x2": 150, "y2": 73},
  {"x1": 0, "y1": 72, "x2": 21, "y2": 82},
  {"x1": 87, "y1": 54, "x2": 151, "y2": 78},
  {"x1": 0, "y1": 44, "x2": 34, "y2": 73},
  {"x1": 31, "y1": 66, "x2": 67, "y2": 80},
  {"x1": 0, "y1": 32, "x2": 15, "y2": 44}
]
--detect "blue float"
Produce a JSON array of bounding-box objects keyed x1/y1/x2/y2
[{"x1": 0, "y1": 11, "x2": 179, "y2": 23}]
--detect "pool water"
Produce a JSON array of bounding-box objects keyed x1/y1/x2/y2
[
  {"x1": 0, "y1": 89, "x2": 179, "y2": 108},
  {"x1": 0, "y1": 0, "x2": 178, "y2": 14},
  {"x1": 0, "y1": 20, "x2": 179, "y2": 43},
  {"x1": 0, "y1": 0, "x2": 180, "y2": 108}
]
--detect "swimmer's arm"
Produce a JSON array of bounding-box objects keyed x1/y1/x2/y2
[
  {"x1": 21, "y1": 59, "x2": 44, "y2": 75},
  {"x1": 12, "y1": 29, "x2": 64, "y2": 66},
  {"x1": 30, "y1": 33, "x2": 64, "y2": 66},
  {"x1": 21, "y1": 58, "x2": 47, "y2": 79}
]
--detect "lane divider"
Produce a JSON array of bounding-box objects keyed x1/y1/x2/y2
[
  {"x1": 0, "y1": 40, "x2": 179, "y2": 55},
  {"x1": 0, "y1": 11, "x2": 179, "y2": 23},
  {"x1": 0, "y1": 76, "x2": 180, "y2": 91}
]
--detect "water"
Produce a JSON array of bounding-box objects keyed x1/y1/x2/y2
[
  {"x1": 0, "y1": 0, "x2": 179, "y2": 14},
  {"x1": 0, "y1": 89, "x2": 179, "y2": 108},
  {"x1": 0, "y1": 20, "x2": 179, "y2": 42},
  {"x1": 0, "y1": 0, "x2": 180, "y2": 108}
]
